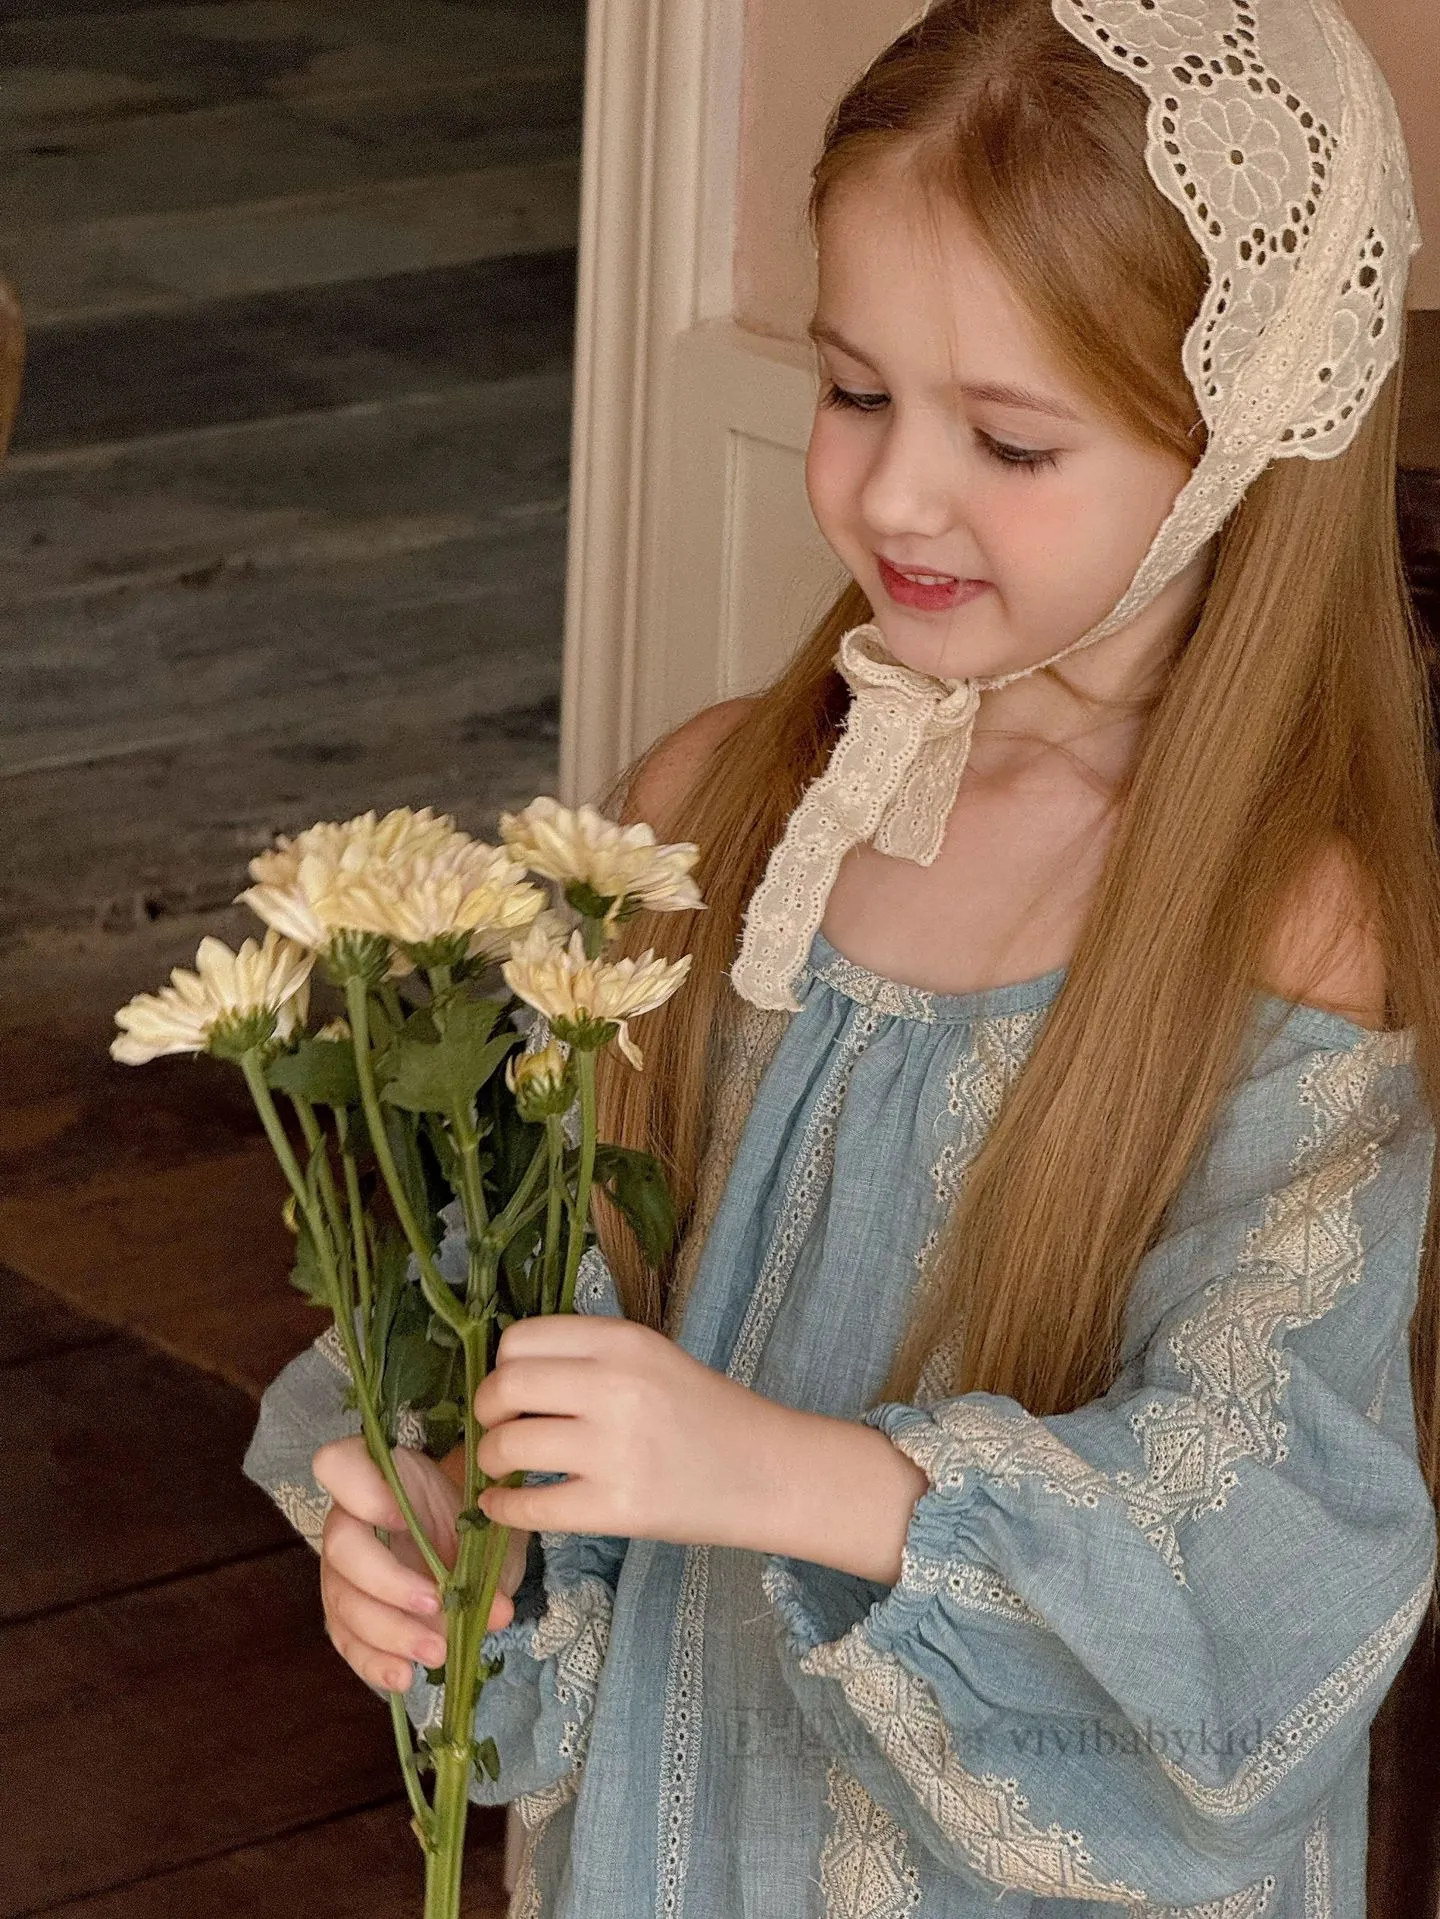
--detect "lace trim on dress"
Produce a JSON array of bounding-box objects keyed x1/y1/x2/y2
[
  {"x1": 819, "y1": 1762, "x2": 924, "y2": 1919},
  {"x1": 656, "y1": 998, "x2": 884, "y2": 1919}
]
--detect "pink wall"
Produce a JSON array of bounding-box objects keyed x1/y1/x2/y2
[{"x1": 733, "y1": 0, "x2": 1440, "y2": 342}]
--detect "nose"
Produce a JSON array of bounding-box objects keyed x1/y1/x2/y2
[{"x1": 857, "y1": 405, "x2": 960, "y2": 542}]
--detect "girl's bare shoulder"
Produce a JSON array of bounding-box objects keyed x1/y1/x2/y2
[
  {"x1": 1260, "y1": 834, "x2": 1389, "y2": 1032},
  {"x1": 620, "y1": 697, "x2": 760, "y2": 831}
]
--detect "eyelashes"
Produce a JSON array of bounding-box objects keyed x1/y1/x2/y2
[{"x1": 817, "y1": 382, "x2": 1061, "y2": 473}]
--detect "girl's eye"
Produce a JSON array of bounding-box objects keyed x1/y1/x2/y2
[
  {"x1": 976, "y1": 432, "x2": 1060, "y2": 473},
  {"x1": 819, "y1": 385, "x2": 1058, "y2": 473},
  {"x1": 819, "y1": 381, "x2": 888, "y2": 415}
]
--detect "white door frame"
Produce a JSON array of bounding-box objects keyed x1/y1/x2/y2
[{"x1": 557, "y1": 0, "x2": 839, "y2": 812}]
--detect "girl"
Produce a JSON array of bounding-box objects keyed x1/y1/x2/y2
[{"x1": 244, "y1": 1, "x2": 1440, "y2": 1912}]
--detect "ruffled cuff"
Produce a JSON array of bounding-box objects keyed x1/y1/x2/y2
[
  {"x1": 241, "y1": 1320, "x2": 363, "y2": 1552},
  {"x1": 766, "y1": 1400, "x2": 1015, "y2": 1648},
  {"x1": 760, "y1": 1398, "x2": 1051, "y2": 1748},
  {"x1": 757, "y1": 1401, "x2": 1063, "y2": 1892}
]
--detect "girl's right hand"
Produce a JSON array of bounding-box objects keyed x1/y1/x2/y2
[{"x1": 312, "y1": 1435, "x2": 533, "y2": 1695}]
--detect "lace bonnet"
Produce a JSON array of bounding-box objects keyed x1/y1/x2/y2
[{"x1": 730, "y1": 0, "x2": 1421, "y2": 1011}]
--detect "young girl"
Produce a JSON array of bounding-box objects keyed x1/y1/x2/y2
[{"x1": 243, "y1": 1, "x2": 1440, "y2": 1912}]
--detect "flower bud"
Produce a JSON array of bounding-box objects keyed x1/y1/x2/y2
[{"x1": 504, "y1": 1038, "x2": 575, "y2": 1121}]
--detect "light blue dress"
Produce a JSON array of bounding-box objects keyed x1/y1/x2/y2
[{"x1": 243, "y1": 924, "x2": 1438, "y2": 1919}]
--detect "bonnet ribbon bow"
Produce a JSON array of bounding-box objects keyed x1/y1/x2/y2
[{"x1": 729, "y1": 622, "x2": 981, "y2": 1012}]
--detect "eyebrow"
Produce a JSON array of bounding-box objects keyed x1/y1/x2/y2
[{"x1": 806, "y1": 318, "x2": 1084, "y2": 423}]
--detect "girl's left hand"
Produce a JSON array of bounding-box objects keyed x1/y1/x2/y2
[{"x1": 472, "y1": 1316, "x2": 795, "y2": 1549}]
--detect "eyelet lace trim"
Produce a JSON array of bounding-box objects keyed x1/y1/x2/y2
[
  {"x1": 509, "y1": 1773, "x2": 580, "y2": 1919},
  {"x1": 730, "y1": 626, "x2": 982, "y2": 1013},
  {"x1": 656, "y1": 1002, "x2": 883, "y2": 1919}
]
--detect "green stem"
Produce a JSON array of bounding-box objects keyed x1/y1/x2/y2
[
  {"x1": 557, "y1": 1049, "x2": 598, "y2": 1316},
  {"x1": 292, "y1": 1096, "x2": 352, "y2": 1301},
  {"x1": 422, "y1": 1507, "x2": 513, "y2": 1917},
  {"x1": 453, "y1": 1132, "x2": 491, "y2": 1311},
  {"x1": 541, "y1": 1116, "x2": 564, "y2": 1314},
  {"x1": 336, "y1": 1109, "x2": 374, "y2": 1386},
  {"x1": 490, "y1": 1132, "x2": 550, "y2": 1247},
  {"x1": 389, "y1": 1690, "x2": 435, "y2": 1849},
  {"x1": 240, "y1": 1049, "x2": 450, "y2": 1591},
  {"x1": 344, "y1": 978, "x2": 467, "y2": 1341}
]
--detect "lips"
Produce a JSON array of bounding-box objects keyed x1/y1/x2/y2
[{"x1": 877, "y1": 554, "x2": 989, "y2": 613}]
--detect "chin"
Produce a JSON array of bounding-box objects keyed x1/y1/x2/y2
[{"x1": 872, "y1": 613, "x2": 1001, "y2": 684}]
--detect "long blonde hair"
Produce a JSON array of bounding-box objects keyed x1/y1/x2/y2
[{"x1": 590, "y1": 0, "x2": 1440, "y2": 1634}]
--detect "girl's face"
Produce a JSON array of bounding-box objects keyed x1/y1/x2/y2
[{"x1": 806, "y1": 159, "x2": 1207, "y2": 688}]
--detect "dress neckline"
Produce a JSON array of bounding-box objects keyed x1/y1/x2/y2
[
  {"x1": 803, "y1": 925, "x2": 1414, "y2": 1056},
  {"x1": 805, "y1": 926, "x2": 1067, "y2": 1025}
]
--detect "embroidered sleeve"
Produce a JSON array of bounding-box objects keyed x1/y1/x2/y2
[{"x1": 761, "y1": 1022, "x2": 1438, "y2": 1907}]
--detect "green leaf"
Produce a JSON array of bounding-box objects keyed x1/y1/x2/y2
[
  {"x1": 478, "y1": 1049, "x2": 546, "y2": 1207},
  {"x1": 288, "y1": 1220, "x2": 331, "y2": 1307},
  {"x1": 383, "y1": 1336, "x2": 452, "y2": 1429},
  {"x1": 402, "y1": 1005, "x2": 439, "y2": 1046},
  {"x1": 380, "y1": 998, "x2": 519, "y2": 1116},
  {"x1": 422, "y1": 1398, "x2": 463, "y2": 1459},
  {"x1": 426, "y1": 1310, "x2": 461, "y2": 1351},
  {"x1": 500, "y1": 1215, "x2": 544, "y2": 1316},
  {"x1": 378, "y1": 1281, "x2": 445, "y2": 1437},
  {"x1": 474, "y1": 1736, "x2": 501, "y2": 1782},
  {"x1": 265, "y1": 1037, "x2": 361, "y2": 1108},
  {"x1": 368, "y1": 1220, "x2": 412, "y2": 1386},
  {"x1": 592, "y1": 1144, "x2": 678, "y2": 1267}
]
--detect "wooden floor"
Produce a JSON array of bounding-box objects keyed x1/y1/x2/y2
[{"x1": 0, "y1": 1263, "x2": 509, "y2": 1917}]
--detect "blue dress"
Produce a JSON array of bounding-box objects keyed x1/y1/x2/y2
[{"x1": 243, "y1": 924, "x2": 1438, "y2": 1919}]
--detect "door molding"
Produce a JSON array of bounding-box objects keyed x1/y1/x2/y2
[
  {"x1": 559, "y1": 0, "x2": 745, "y2": 806},
  {"x1": 558, "y1": 0, "x2": 840, "y2": 809}
]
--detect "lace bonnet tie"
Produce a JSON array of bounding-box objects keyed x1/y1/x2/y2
[{"x1": 730, "y1": 0, "x2": 1420, "y2": 1012}]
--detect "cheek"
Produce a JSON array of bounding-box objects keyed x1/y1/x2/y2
[
  {"x1": 1003, "y1": 460, "x2": 1176, "y2": 588},
  {"x1": 805, "y1": 417, "x2": 864, "y2": 531}
]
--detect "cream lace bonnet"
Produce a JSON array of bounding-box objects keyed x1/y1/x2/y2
[{"x1": 730, "y1": 0, "x2": 1421, "y2": 1012}]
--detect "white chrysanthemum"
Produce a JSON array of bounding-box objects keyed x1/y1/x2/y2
[
  {"x1": 239, "y1": 807, "x2": 468, "y2": 950},
  {"x1": 501, "y1": 921, "x2": 691, "y2": 1069},
  {"x1": 523, "y1": 905, "x2": 575, "y2": 950},
  {"x1": 499, "y1": 797, "x2": 704, "y2": 916},
  {"x1": 334, "y1": 839, "x2": 546, "y2": 962},
  {"x1": 112, "y1": 929, "x2": 313, "y2": 1065}
]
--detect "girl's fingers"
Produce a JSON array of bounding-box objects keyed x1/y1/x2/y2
[
  {"x1": 321, "y1": 1504, "x2": 444, "y2": 1619},
  {"x1": 321, "y1": 1561, "x2": 448, "y2": 1693},
  {"x1": 321, "y1": 1557, "x2": 516, "y2": 1694}
]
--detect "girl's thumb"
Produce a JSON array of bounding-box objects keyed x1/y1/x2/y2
[{"x1": 312, "y1": 1436, "x2": 404, "y2": 1529}]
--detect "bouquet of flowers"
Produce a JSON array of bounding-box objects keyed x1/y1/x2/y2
[{"x1": 112, "y1": 799, "x2": 702, "y2": 1919}]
